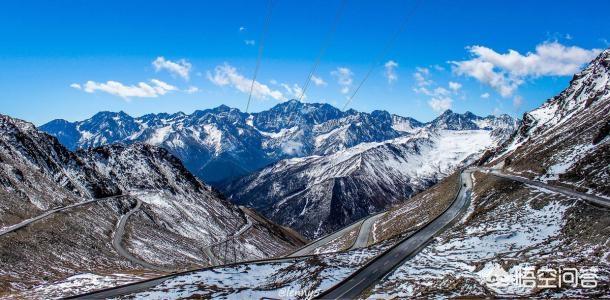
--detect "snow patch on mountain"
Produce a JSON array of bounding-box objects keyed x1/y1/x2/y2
[
  {"x1": 225, "y1": 127, "x2": 500, "y2": 238},
  {"x1": 41, "y1": 102, "x2": 517, "y2": 184}
]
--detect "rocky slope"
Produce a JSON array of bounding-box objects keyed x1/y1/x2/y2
[
  {"x1": 486, "y1": 48, "x2": 610, "y2": 197},
  {"x1": 367, "y1": 48, "x2": 610, "y2": 298},
  {"x1": 224, "y1": 118, "x2": 513, "y2": 238},
  {"x1": 41, "y1": 101, "x2": 516, "y2": 184},
  {"x1": 0, "y1": 115, "x2": 120, "y2": 228},
  {"x1": 0, "y1": 114, "x2": 304, "y2": 294}
]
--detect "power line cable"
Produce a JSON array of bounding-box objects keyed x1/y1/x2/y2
[
  {"x1": 245, "y1": 0, "x2": 276, "y2": 113},
  {"x1": 341, "y1": 0, "x2": 423, "y2": 110},
  {"x1": 297, "y1": 0, "x2": 349, "y2": 102}
]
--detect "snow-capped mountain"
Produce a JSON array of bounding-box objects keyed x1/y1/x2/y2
[
  {"x1": 41, "y1": 101, "x2": 516, "y2": 185},
  {"x1": 224, "y1": 126, "x2": 507, "y2": 238},
  {"x1": 486, "y1": 48, "x2": 610, "y2": 196},
  {"x1": 0, "y1": 114, "x2": 304, "y2": 292},
  {"x1": 367, "y1": 48, "x2": 610, "y2": 298},
  {"x1": 0, "y1": 114, "x2": 117, "y2": 227}
]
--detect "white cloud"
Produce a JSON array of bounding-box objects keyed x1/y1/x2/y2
[
  {"x1": 384, "y1": 60, "x2": 399, "y2": 84},
  {"x1": 207, "y1": 63, "x2": 284, "y2": 101},
  {"x1": 432, "y1": 64, "x2": 445, "y2": 71},
  {"x1": 416, "y1": 67, "x2": 430, "y2": 75},
  {"x1": 70, "y1": 83, "x2": 82, "y2": 90},
  {"x1": 413, "y1": 67, "x2": 432, "y2": 87},
  {"x1": 281, "y1": 83, "x2": 306, "y2": 100},
  {"x1": 244, "y1": 40, "x2": 255, "y2": 46},
  {"x1": 331, "y1": 67, "x2": 353, "y2": 94},
  {"x1": 152, "y1": 56, "x2": 192, "y2": 80},
  {"x1": 448, "y1": 81, "x2": 462, "y2": 91},
  {"x1": 185, "y1": 86, "x2": 200, "y2": 94},
  {"x1": 480, "y1": 92, "x2": 490, "y2": 99},
  {"x1": 428, "y1": 97, "x2": 453, "y2": 113},
  {"x1": 413, "y1": 67, "x2": 455, "y2": 114},
  {"x1": 269, "y1": 79, "x2": 278, "y2": 85},
  {"x1": 451, "y1": 42, "x2": 601, "y2": 97},
  {"x1": 311, "y1": 75, "x2": 327, "y2": 86},
  {"x1": 513, "y1": 95, "x2": 523, "y2": 108},
  {"x1": 79, "y1": 79, "x2": 177, "y2": 100},
  {"x1": 239, "y1": 26, "x2": 246, "y2": 32},
  {"x1": 414, "y1": 86, "x2": 450, "y2": 97}
]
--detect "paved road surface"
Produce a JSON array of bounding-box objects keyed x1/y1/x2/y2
[
  {"x1": 68, "y1": 255, "x2": 309, "y2": 299},
  {"x1": 70, "y1": 171, "x2": 470, "y2": 299},
  {"x1": 288, "y1": 219, "x2": 366, "y2": 257},
  {"x1": 351, "y1": 212, "x2": 386, "y2": 249},
  {"x1": 482, "y1": 168, "x2": 610, "y2": 208},
  {"x1": 316, "y1": 169, "x2": 473, "y2": 299},
  {"x1": 0, "y1": 195, "x2": 126, "y2": 238},
  {"x1": 112, "y1": 199, "x2": 173, "y2": 272}
]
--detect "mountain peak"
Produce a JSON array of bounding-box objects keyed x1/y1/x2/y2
[
  {"x1": 286, "y1": 99, "x2": 300, "y2": 104},
  {"x1": 91, "y1": 110, "x2": 131, "y2": 120},
  {"x1": 209, "y1": 104, "x2": 236, "y2": 113},
  {"x1": 463, "y1": 111, "x2": 478, "y2": 119}
]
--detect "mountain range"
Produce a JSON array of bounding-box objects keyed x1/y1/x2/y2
[
  {"x1": 41, "y1": 101, "x2": 517, "y2": 185},
  {"x1": 40, "y1": 102, "x2": 518, "y2": 238},
  {"x1": 223, "y1": 118, "x2": 515, "y2": 238}
]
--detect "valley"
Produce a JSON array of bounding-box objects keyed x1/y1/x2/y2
[{"x1": 0, "y1": 44, "x2": 608, "y2": 299}]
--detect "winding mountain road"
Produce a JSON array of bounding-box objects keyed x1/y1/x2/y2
[
  {"x1": 112, "y1": 199, "x2": 173, "y2": 272},
  {"x1": 316, "y1": 169, "x2": 473, "y2": 299},
  {"x1": 481, "y1": 168, "x2": 610, "y2": 208},
  {"x1": 288, "y1": 219, "x2": 365, "y2": 257},
  {"x1": 351, "y1": 212, "x2": 386, "y2": 249},
  {"x1": 67, "y1": 165, "x2": 610, "y2": 299},
  {"x1": 70, "y1": 171, "x2": 472, "y2": 299},
  {"x1": 112, "y1": 200, "x2": 255, "y2": 271},
  {"x1": 0, "y1": 195, "x2": 127, "y2": 238}
]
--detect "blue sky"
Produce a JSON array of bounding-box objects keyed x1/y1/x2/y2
[{"x1": 1, "y1": 0, "x2": 608, "y2": 125}]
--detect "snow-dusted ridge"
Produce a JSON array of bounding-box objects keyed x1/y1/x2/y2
[
  {"x1": 41, "y1": 101, "x2": 517, "y2": 184},
  {"x1": 0, "y1": 114, "x2": 305, "y2": 294},
  {"x1": 224, "y1": 127, "x2": 505, "y2": 239}
]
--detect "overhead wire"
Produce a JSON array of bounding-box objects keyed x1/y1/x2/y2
[
  {"x1": 341, "y1": 0, "x2": 424, "y2": 110},
  {"x1": 245, "y1": 0, "x2": 276, "y2": 113},
  {"x1": 297, "y1": 0, "x2": 349, "y2": 102}
]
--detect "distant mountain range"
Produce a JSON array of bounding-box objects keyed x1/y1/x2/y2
[
  {"x1": 41, "y1": 101, "x2": 518, "y2": 185},
  {"x1": 40, "y1": 102, "x2": 519, "y2": 238},
  {"x1": 223, "y1": 112, "x2": 518, "y2": 238}
]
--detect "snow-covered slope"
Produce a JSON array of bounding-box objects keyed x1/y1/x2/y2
[
  {"x1": 0, "y1": 114, "x2": 304, "y2": 294},
  {"x1": 369, "y1": 171, "x2": 610, "y2": 298},
  {"x1": 41, "y1": 101, "x2": 516, "y2": 185},
  {"x1": 367, "y1": 48, "x2": 610, "y2": 298},
  {"x1": 487, "y1": 48, "x2": 610, "y2": 197},
  {"x1": 224, "y1": 128, "x2": 501, "y2": 238},
  {"x1": 0, "y1": 114, "x2": 121, "y2": 227}
]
